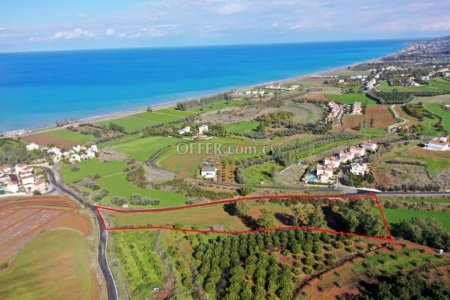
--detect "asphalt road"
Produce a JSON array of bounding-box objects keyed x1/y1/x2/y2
[{"x1": 45, "y1": 168, "x2": 119, "y2": 300}]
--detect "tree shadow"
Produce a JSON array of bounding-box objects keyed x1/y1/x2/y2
[
  {"x1": 322, "y1": 207, "x2": 347, "y2": 232},
  {"x1": 275, "y1": 212, "x2": 296, "y2": 226}
]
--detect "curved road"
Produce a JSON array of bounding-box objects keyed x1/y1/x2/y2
[{"x1": 45, "y1": 167, "x2": 118, "y2": 300}]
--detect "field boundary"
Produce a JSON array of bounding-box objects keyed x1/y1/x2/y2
[{"x1": 95, "y1": 194, "x2": 393, "y2": 241}]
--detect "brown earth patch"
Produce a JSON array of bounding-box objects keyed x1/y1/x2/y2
[{"x1": 21, "y1": 133, "x2": 76, "y2": 148}]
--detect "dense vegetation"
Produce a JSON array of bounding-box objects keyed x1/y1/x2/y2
[
  {"x1": 0, "y1": 138, "x2": 36, "y2": 165},
  {"x1": 343, "y1": 272, "x2": 449, "y2": 300},
  {"x1": 391, "y1": 216, "x2": 450, "y2": 250}
]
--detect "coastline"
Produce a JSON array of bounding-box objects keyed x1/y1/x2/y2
[{"x1": 8, "y1": 46, "x2": 404, "y2": 137}]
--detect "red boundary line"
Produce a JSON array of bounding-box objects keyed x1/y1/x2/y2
[{"x1": 95, "y1": 194, "x2": 393, "y2": 241}]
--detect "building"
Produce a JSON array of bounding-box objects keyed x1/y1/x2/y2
[
  {"x1": 32, "y1": 180, "x2": 47, "y2": 193},
  {"x1": 339, "y1": 150, "x2": 355, "y2": 163},
  {"x1": 69, "y1": 154, "x2": 82, "y2": 164},
  {"x1": 21, "y1": 174, "x2": 35, "y2": 185},
  {"x1": 178, "y1": 126, "x2": 191, "y2": 135},
  {"x1": 350, "y1": 163, "x2": 370, "y2": 175},
  {"x1": 324, "y1": 156, "x2": 340, "y2": 169},
  {"x1": 201, "y1": 166, "x2": 218, "y2": 179},
  {"x1": 361, "y1": 141, "x2": 378, "y2": 152},
  {"x1": 26, "y1": 143, "x2": 40, "y2": 151},
  {"x1": 424, "y1": 137, "x2": 449, "y2": 151},
  {"x1": 351, "y1": 102, "x2": 362, "y2": 115},
  {"x1": 349, "y1": 146, "x2": 366, "y2": 157},
  {"x1": 316, "y1": 164, "x2": 333, "y2": 177},
  {"x1": 198, "y1": 125, "x2": 209, "y2": 135},
  {"x1": 0, "y1": 165, "x2": 13, "y2": 175}
]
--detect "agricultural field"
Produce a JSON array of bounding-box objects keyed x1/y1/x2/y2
[
  {"x1": 60, "y1": 159, "x2": 186, "y2": 206},
  {"x1": 100, "y1": 195, "x2": 389, "y2": 239},
  {"x1": 340, "y1": 105, "x2": 396, "y2": 131},
  {"x1": 157, "y1": 137, "x2": 271, "y2": 177},
  {"x1": 22, "y1": 128, "x2": 95, "y2": 148},
  {"x1": 379, "y1": 77, "x2": 450, "y2": 92},
  {"x1": 383, "y1": 209, "x2": 450, "y2": 231},
  {"x1": 425, "y1": 103, "x2": 450, "y2": 132},
  {"x1": 372, "y1": 142, "x2": 450, "y2": 189},
  {"x1": 326, "y1": 93, "x2": 377, "y2": 105},
  {"x1": 242, "y1": 161, "x2": 283, "y2": 186},
  {"x1": 0, "y1": 196, "x2": 99, "y2": 300},
  {"x1": 224, "y1": 121, "x2": 260, "y2": 134},
  {"x1": 283, "y1": 101, "x2": 323, "y2": 123},
  {"x1": 95, "y1": 108, "x2": 196, "y2": 132},
  {"x1": 111, "y1": 136, "x2": 183, "y2": 162},
  {"x1": 109, "y1": 231, "x2": 167, "y2": 299}
]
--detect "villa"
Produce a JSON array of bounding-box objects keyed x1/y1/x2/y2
[
  {"x1": 198, "y1": 125, "x2": 209, "y2": 135},
  {"x1": 350, "y1": 163, "x2": 370, "y2": 175},
  {"x1": 361, "y1": 141, "x2": 378, "y2": 152},
  {"x1": 324, "y1": 156, "x2": 340, "y2": 169},
  {"x1": 424, "y1": 137, "x2": 449, "y2": 151},
  {"x1": 339, "y1": 150, "x2": 355, "y2": 163},
  {"x1": 316, "y1": 164, "x2": 333, "y2": 177},
  {"x1": 26, "y1": 143, "x2": 40, "y2": 151},
  {"x1": 349, "y1": 146, "x2": 366, "y2": 157}
]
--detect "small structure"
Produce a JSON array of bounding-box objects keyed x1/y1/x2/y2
[
  {"x1": 350, "y1": 163, "x2": 369, "y2": 175},
  {"x1": 351, "y1": 102, "x2": 362, "y2": 115},
  {"x1": 178, "y1": 126, "x2": 191, "y2": 135},
  {"x1": 349, "y1": 146, "x2": 366, "y2": 157},
  {"x1": 424, "y1": 137, "x2": 449, "y2": 151},
  {"x1": 198, "y1": 125, "x2": 209, "y2": 135},
  {"x1": 339, "y1": 150, "x2": 355, "y2": 163},
  {"x1": 361, "y1": 140, "x2": 378, "y2": 152},
  {"x1": 201, "y1": 166, "x2": 218, "y2": 179},
  {"x1": 324, "y1": 156, "x2": 340, "y2": 169},
  {"x1": 26, "y1": 143, "x2": 40, "y2": 151}
]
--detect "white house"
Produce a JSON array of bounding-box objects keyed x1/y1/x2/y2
[
  {"x1": 0, "y1": 165, "x2": 13, "y2": 175},
  {"x1": 198, "y1": 125, "x2": 209, "y2": 136},
  {"x1": 318, "y1": 173, "x2": 332, "y2": 183},
  {"x1": 32, "y1": 180, "x2": 47, "y2": 193},
  {"x1": 89, "y1": 145, "x2": 99, "y2": 153},
  {"x1": 324, "y1": 156, "x2": 340, "y2": 169},
  {"x1": 350, "y1": 163, "x2": 370, "y2": 175},
  {"x1": 73, "y1": 145, "x2": 82, "y2": 153},
  {"x1": 316, "y1": 165, "x2": 333, "y2": 177},
  {"x1": 5, "y1": 182, "x2": 19, "y2": 193},
  {"x1": 349, "y1": 146, "x2": 366, "y2": 157},
  {"x1": 178, "y1": 126, "x2": 191, "y2": 135},
  {"x1": 69, "y1": 154, "x2": 82, "y2": 164},
  {"x1": 20, "y1": 174, "x2": 35, "y2": 185},
  {"x1": 339, "y1": 150, "x2": 355, "y2": 163},
  {"x1": 361, "y1": 141, "x2": 378, "y2": 152},
  {"x1": 201, "y1": 166, "x2": 218, "y2": 179},
  {"x1": 26, "y1": 143, "x2": 40, "y2": 151},
  {"x1": 424, "y1": 137, "x2": 449, "y2": 151}
]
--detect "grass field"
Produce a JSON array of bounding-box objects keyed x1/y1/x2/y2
[
  {"x1": 224, "y1": 121, "x2": 260, "y2": 134},
  {"x1": 401, "y1": 147, "x2": 450, "y2": 177},
  {"x1": 61, "y1": 159, "x2": 186, "y2": 206},
  {"x1": 0, "y1": 229, "x2": 95, "y2": 300},
  {"x1": 379, "y1": 77, "x2": 450, "y2": 92},
  {"x1": 95, "y1": 108, "x2": 195, "y2": 132},
  {"x1": 380, "y1": 196, "x2": 450, "y2": 204},
  {"x1": 112, "y1": 136, "x2": 182, "y2": 162},
  {"x1": 326, "y1": 93, "x2": 377, "y2": 105},
  {"x1": 384, "y1": 208, "x2": 450, "y2": 231},
  {"x1": 45, "y1": 128, "x2": 96, "y2": 144},
  {"x1": 61, "y1": 159, "x2": 126, "y2": 183},
  {"x1": 242, "y1": 161, "x2": 282, "y2": 185},
  {"x1": 97, "y1": 133, "x2": 141, "y2": 149},
  {"x1": 425, "y1": 103, "x2": 450, "y2": 132}
]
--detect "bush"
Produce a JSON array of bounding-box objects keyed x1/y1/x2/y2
[{"x1": 71, "y1": 165, "x2": 80, "y2": 172}]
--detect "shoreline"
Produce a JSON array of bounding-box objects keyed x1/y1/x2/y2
[{"x1": 6, "y1": 46, "x2": 404, "y2": 137}]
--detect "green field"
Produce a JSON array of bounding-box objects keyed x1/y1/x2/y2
[
  {"x1": 112, "y1": 136, "x2": 182, "y2": 162},
  {"x1": 224, "y1": 121, "x2": 260, "y2": 134},
  {"x1": 111, "y1": 231, "x2": 166, "y2": 298},
  {"x1": 384, "y1": 208, "x2": 450, "y2": 231},
  {"x1": 61, "y1": 159, "x2": 186, "y2": 206},
  {"x1": 95, "y1": 108, "x2": 195, "y2": 132},
  {"x1": 242, "y1": 161, "x2": 282, "y2": 185},
  {"x1": 425, "y1": 103, "x2": 450, "y2": 132},
  {"x1": 61, "y1": 159, "x2": 126, "y2": 183},
  {"x1": 379, "y1": 77, "x2": 450, "y2": 92},
  {"x1": 188, "y1": 99, "x2": 247, "y2": 113},
  {"x1": 380, "y1": 196, "x2": 450, "y2": 204},
  {"x1": 97, "y1": 134, "x2": 141, "y2": 149},
  {"x1": 0, "y1": 229, "x2": 95, "y2": 300},
  {"x1": 326, "y1": 93, "x2": 377, "y2": 105},
  {"x1": 46, "y1": 129, "x2": 95, "y2": 144}
]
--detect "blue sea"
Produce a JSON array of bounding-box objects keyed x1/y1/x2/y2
[{"x1": 0, "y1": 40, "x2": 405, "y2": 132}]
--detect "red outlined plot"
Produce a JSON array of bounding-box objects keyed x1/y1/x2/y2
[{"x1": 95, "y1": 193, "x2": 393, "y2": 241}]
